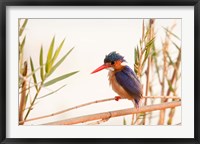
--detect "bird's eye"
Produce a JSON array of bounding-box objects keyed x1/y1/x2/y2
[{"x1": 111, "y1": 61, "x2": 115, "y2": 65}]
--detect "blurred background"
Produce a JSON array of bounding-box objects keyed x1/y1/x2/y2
[{"x1": 19, "y1": 18, "x2": 181, "y2": 125}]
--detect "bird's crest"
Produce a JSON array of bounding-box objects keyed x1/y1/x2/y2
[{"x1": 104, "y1": 51, "x2": 126, "y2": 63}]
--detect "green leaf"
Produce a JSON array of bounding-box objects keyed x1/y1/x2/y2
[
  {"x1": 51, "y1": 38, "x2": 65, "y2": 66},
  {"x1": 43, "y1": 71, "x2": 79, "y2": 87},
  {"x1": 19, "y1": 36, "x2": 26, "y2": 75},
  {"x1": 45, "y1": 36, "x2": 55, "y2": 73},
  {"x1": 19, "y1": 19, "x2": 28, "y2": 36},
  {"x1": 134, "y1": 64, "x2": 138, "y2": 74},
  {"x1": 134, "y1": 47, "x2": 138, "y2": 63},
  {"x1": 37, "y1": 84, "x2": 67, "y2": 99},
  {"x1": 145, "y1": 37, "x2": 155, "y2": 49},
  {"x1": 46, "y1": 47, "x2": 74, "y2": 78},
  {"x1": 123, "y1": 117, "x2": 127, "y2": 125},
  {"x1": 136, "y1": 46, "x2": 140, "y2": 61},
  {"x1": 27, "y1": 65, "x2": 44, "y2": 78},
  {"x1": 151, "y1": 46, "x2": 157, "y2": 57},
  {"x1": 142, "y1": 37, "x2": 155, "y2": 66},
  {"x1": 166, "y1": 51, "x2": 174, "y2": 66},
  {"x1": 30, "y1": 57, "x2": 38, "y2": 91},
  {"x1": 40, "y1": 46, "x2": 44, "y2": 81},
  {"x1": 142, "y1": 49, "x2": 150, "y2": 67},
  {"x1": 167, "y1": 80, "x2": 175, "y2": 93}
]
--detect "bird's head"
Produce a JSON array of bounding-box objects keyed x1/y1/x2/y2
[{"x1": 91, "y1": 51, "x2": 126, "y2": 74}]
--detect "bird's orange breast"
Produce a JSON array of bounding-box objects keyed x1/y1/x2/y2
[{"x1": 108, "y1": 71, "x2": 133, "y2": 100}]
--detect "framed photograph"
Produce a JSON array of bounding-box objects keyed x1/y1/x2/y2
[{"x1": 0, "y1": 0, "x2": 199, "y2": 143}]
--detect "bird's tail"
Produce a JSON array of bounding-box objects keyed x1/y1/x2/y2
[{"x1": 134, "y1": 97, "x2": 144, "y2": 109}]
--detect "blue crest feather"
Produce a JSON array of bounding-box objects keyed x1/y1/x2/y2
[{"x1": 104, "y1": 51, "x2": 125, "y2": 63}]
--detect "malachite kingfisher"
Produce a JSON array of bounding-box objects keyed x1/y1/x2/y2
[{"x1": 91, "y1": 51, "x2": 143, "y2": 108}]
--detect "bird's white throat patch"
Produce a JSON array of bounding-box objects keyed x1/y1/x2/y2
[{"x1": 121, "y1": 62, "x2": 127, "y2": 66}]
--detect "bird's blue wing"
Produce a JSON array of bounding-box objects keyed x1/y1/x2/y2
[
  {"x1": 125, "y1": 66, "x2": 141, "y2": 84},
  {"x1": 115, "y1": 66, "x2": 143, "y2": 101}
]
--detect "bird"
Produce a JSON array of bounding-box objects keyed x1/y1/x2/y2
[{"x1": 91, "y1": 51, "x2": 143, "y2": 109}]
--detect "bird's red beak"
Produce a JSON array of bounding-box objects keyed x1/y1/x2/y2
[{"x1": 91, "y1": 64, "x2": 110, "y2": 74}]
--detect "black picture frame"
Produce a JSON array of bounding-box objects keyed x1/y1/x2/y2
[{"x1": 0, "y1": 0, "x2": 199, "y2": 144}]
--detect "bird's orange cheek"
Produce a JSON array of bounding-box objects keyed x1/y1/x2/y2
[{"x1": 114, "y1": 60, "x2": 123, "y2": 70}]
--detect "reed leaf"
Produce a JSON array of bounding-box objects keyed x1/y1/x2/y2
[
  {"x1": 123, "y1": 117, "x2": 127, "y2": 125},
  {"x1": 45, "y1": 36, "x2": 55, "y2": 73},
  {"x1": 142, "y1": 37, "x2": 155, "y2": 66},
  {"x1": 19, "y1": 36, "x2": 26, "y2": 75},
  {"x1": 37, "y1": 84, "x2": 67, "y2": 99},
  {"x1": 19, "y1": 19, "x2": 28, "y2": 36},
  {"x1": 27, "y1": 65, "x2": 44, "y2": 78},
  {"x1": 30, "y1": 57, "x2": 38, "y2": 91},
  {"x1": 163, "y1": 27, "x2": 181, "y2": 40},
  {"x1": 134, "y1": 47, "x2": 138, "y2": 63},
  {"x1": 171, "y1": 41, "x2": 181, "y2": 51},
  {"x1": 134, "y1": 64, "x2": 138, "y2": 74},
  {"x1": 40, "y1": 46, "x2": 44, "y2": 81},
  {"x1": 145, "y1": 37, "x2": 155, "y2": 49},
  {"x1": 43, "y1": 71, "x2": 79, "y2": 87},
  {"x1": 167, "y1": 79, "x2": 175, "y2": 93},
  {"x1": 51, "y1": 38, "x2": 65, "y2": 66},
  {"x1": 166, "y1": 51, "x2": 174, "y2": 66},
  {"x1": 20, "y1": 36, "x2": 26, "y2": 53},
  {"x1": 46, "y1": 47, "x2": 74, "y2": 78}
]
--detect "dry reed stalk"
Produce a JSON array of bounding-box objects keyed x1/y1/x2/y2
[
  {"x1": 165, "y1": 50, "x2": 181, "y2": 99},
  {"x1": 19, "y1": 61, "x2": 27, "y2": 124},
  {"x1": 158, "y1": 24, "x2": 179, "y2": 125},
  {"x1": 166, "y1": 50, "x2": 181, "y2": 124},
  {"x1": 24, "y1": 85, "x2": 43, "y2": 121},
  {"x1": 131, "y1": 114, "x2": 135, "y2": 125},
  {"x1": 158, "y1": 25, "x2": 175, "y2": 125},
  {"x1": 44, "y1": 101, "x2": 181, "y2": 125},
  {"x1": 167, "y1": 107, "x2": 176, "y2": 125},
  {"x1": 143, "y1": 19, "x2": 155, "y2": 125}
]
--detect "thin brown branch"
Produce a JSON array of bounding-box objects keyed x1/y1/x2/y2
[
  {"x1": 44, "y1": 101, "x2": 181, "y2": 125},
  {"x1": 20, "y1": 97, "x2": 114, "y2": 124},
  {"x1": 19, "y1": 96, "x2": 181, "y2": 124}
]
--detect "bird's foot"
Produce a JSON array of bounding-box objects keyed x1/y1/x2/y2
[{"x1": 114, "y1": 96, "x2": 121, "y2": 101}]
